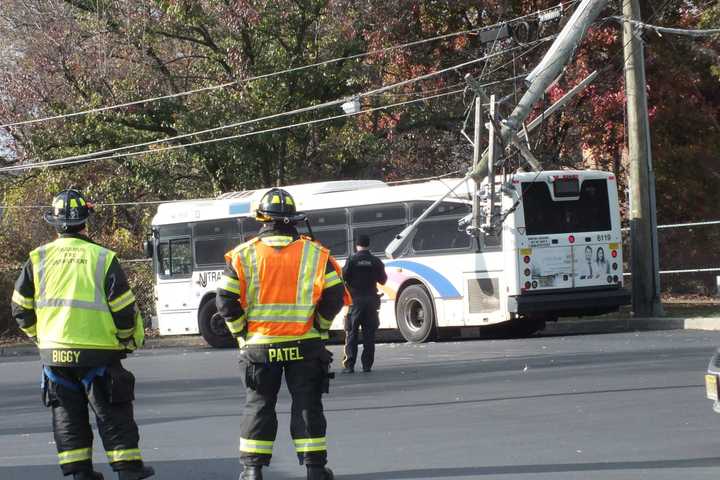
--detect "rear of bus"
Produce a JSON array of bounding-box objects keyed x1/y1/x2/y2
[{"x1": 508, "y1": 170, "x2": 630, "y2": 318}]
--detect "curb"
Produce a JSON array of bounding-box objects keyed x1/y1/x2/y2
[
  {"x1": 543, "y1": 317, "x2": 677, "y2": 336},
  {"x1": 0, "y1": 344, "x2": 37, "y2": 358},
  {"x1": 543, "y1": 316, "x2": 720, "y2": 336}
]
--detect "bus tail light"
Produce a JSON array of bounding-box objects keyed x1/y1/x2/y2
[
  {"x1": 523, "y1": 256, "x2": 531, "y2": 264},
  {"x1": 524, "y1": 281, "x2": 532, "y2": 290},
  {"x1": 611, "y1": 250, "x2": 618, "y2": 258},
  {"x1": 612, "y1": 262, "x2": 618, "y2": 270},
  {"x1": 524, "y1": 268, "x2": 531, "y2": 276}
]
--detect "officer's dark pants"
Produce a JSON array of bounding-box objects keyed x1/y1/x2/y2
[
  {"x1": 343, "y1": 296, "x2": 379, "y2": 371},
  {"x1": 43, "y1": 360, "x2": 142, "y2": 476},
  {"x1": 239, "y1": 356, "x2": 329, "y2": 467}
]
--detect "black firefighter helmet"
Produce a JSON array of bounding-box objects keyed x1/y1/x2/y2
[
  {"x1": 255, "y1": 188, "x2": 306, "y2": 224},
  {"x1": 43, "y1": 189, "x2": 94, "y2": 231}
]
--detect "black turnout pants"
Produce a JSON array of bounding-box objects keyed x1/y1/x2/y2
[
  {"x1": 343, "y1": 295, "x2": 379, "y2": 370},
  {"x1": 239, "y1": 356, "x2": 329, "y2": 467},
  {"x1": 43, "y1": 360, "x2": 141, "y2": 476}
]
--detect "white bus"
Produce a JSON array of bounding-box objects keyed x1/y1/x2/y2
[{"x1": 145, "y1": 170, "x2": 629, "y2": 347}]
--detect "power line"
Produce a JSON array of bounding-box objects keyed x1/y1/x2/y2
[
  {"x1": 375, "y1": 37, "x2": 550, "y2": 100},
  {"x1": 0, "y1": 1, "x2": 580, "y2": 130},
  {"x1": 3, "y1": 171, "x2": 472, "y2": 208},
  {"x1": 609, "y1": 16, "x2": 720, "y2": 37},
  {"x1": 0, "y1": 38, "x2": 555, "y2": 173},
  {"x1": 2, "y1": 89, "x2": 466, "y2": 174}
]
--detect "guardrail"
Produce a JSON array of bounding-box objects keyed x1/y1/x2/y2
[{"x1": 622, "y1": 220, "x2": 720, "y2": 291}]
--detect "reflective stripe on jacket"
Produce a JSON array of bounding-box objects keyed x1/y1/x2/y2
[
  {"x1": 29, "y1": 237, "x2": 126, "y2": 365},
  {"x1": 226, "y1": 236, "x2": 331, "y2": 346}
]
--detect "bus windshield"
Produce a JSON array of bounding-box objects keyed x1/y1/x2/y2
[{"x1": 521, "y1": 179, "x2": 611, "y2": 235}]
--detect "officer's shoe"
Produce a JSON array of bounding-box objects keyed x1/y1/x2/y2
[
  {"x1": 73, "y1": 472, "x2": 104, "y2": 480},
  {"x1": 341, "y1": 367, "x2": 354, "y2": 374},
  {"x1": 239, "y1": 465, "x2": 263, "y2": 480},
  {"x1": 307, "y1": 465, "x2": 334, "y2": 480},
  {"x1": 117, "y1": 465, "x2": 155, "y2": 480}
]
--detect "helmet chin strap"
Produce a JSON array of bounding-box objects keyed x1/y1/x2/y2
[
  {"x1": 64, "y1": 190, "x2": 71, "y2": 225},
  {"x1": 304, "y1": 218, "x2": 315, "y2": 240}
]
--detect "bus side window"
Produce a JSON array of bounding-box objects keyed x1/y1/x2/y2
[
  {"x1": 194, "y1": 219, "x2": 236, "y2": 237},
  {"x1": 313, "y1": 228, "x2": 348, "y2": 257},
  {"x1": 353, "y1": 224, "x2": 406, "y2": 257},
  {"x1": 307, "y1": 209, "x2": 348, "y2": 227},
  {"x1": 352, "y1": 204, "x2": 406, "y2": 223},
  {"x1": 412, "y1": 219, "x2": 472, "y2": 252},
  {"x1": 194, "y1": 238, "x2": 230, "y2": 266},
  {"x1": 240, "y1": 217, "x2": 262, "y2": 241},
  {"x1": 482, "y1": 230, "x2": 502, "y2": 249}
]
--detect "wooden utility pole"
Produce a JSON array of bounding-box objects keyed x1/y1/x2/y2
[{"x1": 622, "y1": 0, "x2": 663, "y2": 316}]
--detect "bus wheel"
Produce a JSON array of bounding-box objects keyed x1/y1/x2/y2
[
  {"x1": 396, "y1": 285, "x2": 436, "y2": 343},
  {"x1": 199, "y1": 299, "x2": 235, "y2": 348}
]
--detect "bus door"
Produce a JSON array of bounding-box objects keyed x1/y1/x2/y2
[{"x1": 155, "y1": 226, "x2": 196, "y2": 334}]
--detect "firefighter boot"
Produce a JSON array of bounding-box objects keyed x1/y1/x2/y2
[
  {"x1": 239, "y1": 465, "x2": 263, "y2": 480},
  {"x1": 307, "y1": 465, "x2": 334, "y2": 480},
  {"x1": 73, "y1": 472, "x2": 104, "y2": 480},
  {"x1": 117, "y1": 465, "x2": 155, "y2": 480}
]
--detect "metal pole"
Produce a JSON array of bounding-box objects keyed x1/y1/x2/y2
[
  {"x1": 622, "y1": 0, "x2": 663, "y2": 316},
  {"x1": 487, "y1": 95, "x2": 497, "y2": 228},
  {"x1": 471, "y1": 97, "x2": 482, "y2": 235}
]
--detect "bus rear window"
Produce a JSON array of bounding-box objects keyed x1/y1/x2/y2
[{"x1": 522, "y1": 179, "x2": 611, "y2": 235}]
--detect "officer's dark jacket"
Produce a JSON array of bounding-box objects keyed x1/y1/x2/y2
[
  {"x1": 216, "y1": 224, "x2": 346, "y2": 353},
  {"x1": 12, "y1": 233, "x2": 139, "y2": 366},
  {"x1": 342, "y1": 249, "x2": 387, "y2": 298}
]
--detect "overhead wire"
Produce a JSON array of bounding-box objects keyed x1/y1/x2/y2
[
  {"x1": 0, "y1": 37, "x2": 556, "y2": 173},
  {"x1": 0, "y1": 41, "x2": 562, "y2": 208},
  {"x1": 0, "y1": 0, "x2": 581, "y2": 130},
  {"x1": 608, "y1": 16, "x2": 720, "y2": 37},
  {"x1": 1, "y1": 89, "x2": 467, "y2": 175}
]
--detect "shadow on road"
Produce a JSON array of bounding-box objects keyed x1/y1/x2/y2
[
  {"x1": 345, "y1": 457, "x2": 720, "y2": 479},
  {"x1": 0, "y1": 457, "x2": 299, "y2": 480},
  {"x1": 0, "y1": 383, "x2": 702, "y2": 437},
  {"x1": 5, "y1": 456, "x2": 720, "y2": 480}
]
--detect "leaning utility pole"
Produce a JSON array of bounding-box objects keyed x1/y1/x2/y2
[
  {"x1": 385, "y1": 0, "x2": 609, "y2": 259},
  {"x1": 622, "y1": 0, "x2": 663, "y2": 316},
  {"x1": 468, "y1": 0, "x2": 609, "y2": 183}
]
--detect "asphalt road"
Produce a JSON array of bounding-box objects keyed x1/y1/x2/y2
[{"x1": 2, "y1": 330, "x2": 720, "y2": 480}]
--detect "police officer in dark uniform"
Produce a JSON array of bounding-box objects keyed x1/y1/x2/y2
[
  {"x1": 11, "y1": 190, "x2": 154, "y2": 480},
  {"x1": 217, "y1": 188, "x2": 348, "y2": 480},
  {"x1": 341, "y1": 234, "x2": 387, "y2": 373}
]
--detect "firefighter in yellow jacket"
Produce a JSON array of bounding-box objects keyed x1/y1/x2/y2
[
  {"x1": 217, "y1": 188, "x2": 349, "y2": 480},
  {"x1": 11, "y1": 190, "x2": 154, "y2": 480}
]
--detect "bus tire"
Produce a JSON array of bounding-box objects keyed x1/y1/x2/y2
[
  {"x1": 396, "y1": 285, "x2": 436, "y2": 343},
  {"x1": 198, "y1": 298, "x2": 235, "y2": 348}
]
